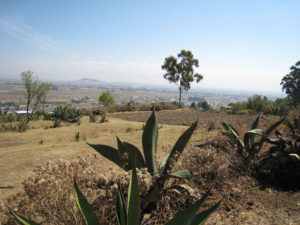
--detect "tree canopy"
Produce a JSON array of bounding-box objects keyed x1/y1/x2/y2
[
  {"x1": 34, "y1": 82, "x2": 53, "y2": 110},
  {"x1": 280, "y1": 61, "x2": 300, "y2": 106},
  {"x1": 162, "y1": 50, "x2": 203, "y2": 107},
  {"x1": 20, "y1": 71, "x2": 53, "y2": 114},
  {"x1": 20, "y1": 71, "x2": 38, "y2": 115},
  {"x1": 98, "y1": 91, "x2": 115, "y2": 106}
]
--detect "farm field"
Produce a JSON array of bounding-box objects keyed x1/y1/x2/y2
[{"x1": 0, "y1": 109, "x2": 299, "y2": 224}]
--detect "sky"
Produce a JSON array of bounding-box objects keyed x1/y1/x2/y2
[{"x1": 0, "y1": 0, "x2": 299, "y2": 94}]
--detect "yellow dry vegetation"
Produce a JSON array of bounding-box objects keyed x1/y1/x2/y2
[{"x1": 0, "y1": 115, "x2": 200, "y2": 200}]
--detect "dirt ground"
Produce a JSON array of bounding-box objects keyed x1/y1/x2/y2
[{"x1": 109, "y1": 109, "x2": 278, "y2": 129}]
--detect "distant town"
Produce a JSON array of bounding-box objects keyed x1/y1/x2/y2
[{"x1": 0, "y1": 78, "x2": 284, "y2": 115}]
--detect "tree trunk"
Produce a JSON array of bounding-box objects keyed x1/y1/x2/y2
[
  {"x1": 26, "y1": 100, "x2": 29, "y2": 116},
  {"x1": 178, "y1": 86, "x2": 182, "y2": 108}
]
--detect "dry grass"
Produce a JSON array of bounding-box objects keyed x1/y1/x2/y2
[{"x1": 0, "y1": 115, "x2": 194, "y2": 200}]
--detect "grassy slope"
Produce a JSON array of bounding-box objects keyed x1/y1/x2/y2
[{"x1": 0, "y1": 116, "x2": 199, "y2": 200}]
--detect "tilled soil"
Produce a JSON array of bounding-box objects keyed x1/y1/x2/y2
[{"x1": 109, "y1": 109, "x2": 277, "y2": 130}]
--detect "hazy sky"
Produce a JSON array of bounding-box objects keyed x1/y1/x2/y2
[{"x1": 0, "y1": 0, "x2": 299, "y2": 93}]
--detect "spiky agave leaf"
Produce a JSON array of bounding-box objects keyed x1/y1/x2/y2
[
  {"x1": 258, "y1": 116, "x2": 285, "y2": 151},
  {"x1": 74, "y1": 179, "x2": 101, "y2": 225},
  {"x1": 244, "y1": 129, "x2": 265, "y2": 152},
  {"x1": 190, "y1": 200, "x2": 222, "y2": 225},
  {"x1": 127, "y1": 159, "x2": 140, "y2": 225},
  {"x1": 165, "y1": 191, "x2": 212, "y2": 225},
  {"x1": 160, "y1": 121, "x2": 197, "y2": 175},
  {"x1": 221, "y1": 121, "x2": 245, "y2": 153},
  {"x1": 87, "y1": 143, "x2": 124, "y2": 169},
  {"x1": 167, "y1": 170, "x2": 192, "y2": 179},
  {"x1": 9, "y1": 208, "x2": 39, "y2": 225},
  {"x1": 117, "y1": 136, "x2": 146, "y2": 170},
  {"x1": 116, "y1": 183, "x2": 127, "y2": 225},
  {"x1": 142, "y1": 109, "x2": 158, "y2": 175},
  {"x1": 248, "y1": 115, "x2": 261, "y2": 146}
]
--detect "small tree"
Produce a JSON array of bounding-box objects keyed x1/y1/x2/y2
[
  {"x1": 34, "y1": 82, "x2": 53, "y2": 111},
  {"x1": 162, "y1": 50, "x2": 203, "y2": 107},
  {"x1": 247, "y1": 95, "x2": 272, "y2": 113},
  {"x1": 197, "y1": 101, "x2": 212, "y2": 111},
  {"x1": 98, "y1": 91, "x2": 115, "y2": 106},
  {"x1": 20, "y1": 71, "x2": 38, "y2": 116},
  {"x1": 281, "y1": 61, "x2": 300, "y2": 106}
]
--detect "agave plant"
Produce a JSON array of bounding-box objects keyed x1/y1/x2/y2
[
  {"x1": 11, "y1": 160, "x2": 220, "y2": 225},
  {"x1": 221, "y1": 115, "x2": 285, "y2": 161},
  {"x1": 87, "y1": 109, "x2": 198, "y2": 214}
]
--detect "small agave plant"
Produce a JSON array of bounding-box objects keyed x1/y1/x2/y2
[
  {"x1": 87, "y1": 109, "x2": 198, "y2": 214},
  {"x1": 221, "y1": 115, "x2": 285, "y2": 161}
]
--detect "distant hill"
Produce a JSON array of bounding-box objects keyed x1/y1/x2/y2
[{"x1": 77, "y1": 78, "x2": 104, "y2": 83}]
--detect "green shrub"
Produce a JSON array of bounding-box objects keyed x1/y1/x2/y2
[
  {"x1": 6, "y1": 114, "x2": 15, "y2": 123},
  {"x1": 99, "y1": 115, "x2": 107, "y2": 123},
  {"x1": 207, "y1": 121, "x2": 215, "y2": 131},
  {"x1": 75, "y1": 132, "x2": 80, "y2": 141},
  {"x1": 17, "y1": 119, "x2": 29, "y2": 132},
  {"x1": 221, "y1": 115, "x2": 285, "y2": 164},
  {"x1": 89, "y1": 114, "x2": 97, "y2": 122}
]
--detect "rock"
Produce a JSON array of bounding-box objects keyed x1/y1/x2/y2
[{"x1": 232, "y1": 187, "x2": 241, "y2": 192}]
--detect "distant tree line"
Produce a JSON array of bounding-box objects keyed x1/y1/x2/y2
[{"x1": 226, "y1": 95, "x2": 291, "y2": 116}]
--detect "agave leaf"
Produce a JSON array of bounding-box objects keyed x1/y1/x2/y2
[
  {"x1": 221, "y1": 121, "x2": 239, "y2": 139},
  {"x1": 87, "y1": 143, "x2": 124, "y2": 169},
  {"x1": 127, "y1": 159, "x2": 140, "y2": 225},
  {"x1": 167, "y1": 170, "x2": 192, "y2": 179},
  {"x1": 249, "y1": 115, "x2": 261, "y2": 146},
  {"x1": 251, "y1": 115, "x2": 261, "y2": 130},
  {"x1": 220, "y1": 121, "x2": 229, "y2": 130},
  {"x1": 161, "y1": 121, "x2": 197, "y2": 175},
  {"x1": 228, "y1": 124, "x2": 240, "y2": 137},
  {"x1": 74, "y1": 179, "x2": 101, "y2": 225},
  {"x1": 221, "y1": 121, "x2": 245, "y2": 152},
  {"x1": 116, "y1": 184, "x2": 127, "y2": 225},
  {"x1": 244, "y1": 129, "x2": 265, "y2": 152},
  {"x1": 165, "y1": 192, "x2": 210, "y2": 225},
  {"x1": 283, "y1": 119, "x2": 294, "y2": 134},
  {"x1": 265, "y1": 116, "x2": 285, "y2": 136},
  {"x1": 117, "y1": 136, "x2": 146, "y2": 170},
  {"x1": 142, "y1": 109, "x2": 158, "y2": 175},
  {"x1": 258, "y1": 116, "x2": 285, "y2": 150},
  {"x1": 190, "y1": 200, "x2": 222, "y2": 225},
  {"x1": 9, "y1": 208, "x2": 40, "y2": 225}
]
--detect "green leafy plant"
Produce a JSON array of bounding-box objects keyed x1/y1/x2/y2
[
  {"x1": 75, "y1": 131, "x2": 80, "y2": 141},
  {"x1": 89, "y1": 114, "x2": 97, "y2": 122},
  {"x1": 11, "y1": 159, "x2": 220, "y2": 225},
  {"x1": 52, "y1": 118, "x2": 61, "y2": 128},
  {"x1": 221, "y1": 115, "x2": 285, "y2": 161},
  {"x1": 17, "y1": 119, "x2": 29, "y2": 132},
  {"x1": 207, "y1": 121, "x2": 215, "y2": 131},
  {"x1": 256, "y1": 116, "x2": 300, "y2": 189},
  {"x1": 88, "y1": 109, "x2": 198, "y2": 216},
  {"x1": 6, "y1": 114, "x2": 15, "y2": 122},
  {"x1": 100, "y1": 114, "x2": 107, "y2": 123}
]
